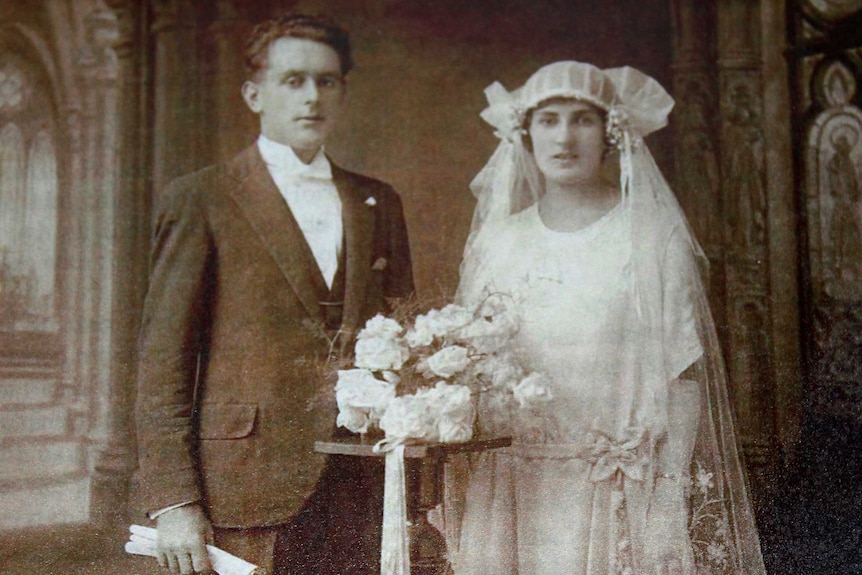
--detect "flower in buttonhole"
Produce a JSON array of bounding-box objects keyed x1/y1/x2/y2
[
  {"x1": 354, "y1": 314, "x2": 408, "y2": 371},
  {"x1": 512, "y1": 372, "x2": 553, "y2": 408},
  {"x1": 334, "y1": 368, "x2": 396, "y2": 434},
  {"x1": 424, "y1": 345, "x2": 472, "y2": 379}
]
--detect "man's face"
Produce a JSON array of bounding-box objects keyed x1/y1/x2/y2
[{"x1": 242, "y1": 37, "x2": 346, "y2": 162}]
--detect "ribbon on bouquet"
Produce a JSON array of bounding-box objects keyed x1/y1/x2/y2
[{"x1": 373, "y1": 438, "x2": 410, "y2": 575}]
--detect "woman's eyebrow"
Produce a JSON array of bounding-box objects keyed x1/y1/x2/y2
[{"x1": 567, "y1": 109, "x2": 600, "y2": 119}]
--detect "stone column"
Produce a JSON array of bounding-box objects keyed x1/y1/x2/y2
[
  {"x1": 89, "y1": 0, "x2": 148, "y2": 532},
  {"x1": 151, "y1": 0, "x2": 201, "y2": 191},
  {"x1": 207, "y1": 0, "x2": 252, "y2": 162}
]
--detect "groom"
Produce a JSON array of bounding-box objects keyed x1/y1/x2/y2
[{"x1": 134, "y1": 12, "x2": 414, "y2": 575}]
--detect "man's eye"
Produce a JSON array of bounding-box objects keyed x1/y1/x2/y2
[
  {"x1": 286, "y1": 76, "x2": 305, "y2": 88},
  {"x1": 538, "y1": 117, "x2": 557, "y2": 126},
  {"x1": 318, "y1": 76, "x2": 339, "y2": 88}
]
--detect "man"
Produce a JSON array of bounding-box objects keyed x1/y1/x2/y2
[{"x1": 134, "y1": 13, "x2": 413, "y2": 575}]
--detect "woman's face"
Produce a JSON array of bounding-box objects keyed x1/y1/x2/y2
[{"x1": 528, "y1": 99, "x2": 605, "y2": 187}]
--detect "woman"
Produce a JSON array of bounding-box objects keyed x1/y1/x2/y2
[{"x1": 450, "y1": 62, "x2": 766, "y2": 575}]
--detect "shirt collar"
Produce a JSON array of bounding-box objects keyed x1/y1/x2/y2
[{"x1": 257, "y1": 135, "x2": 333, "y2": 180}]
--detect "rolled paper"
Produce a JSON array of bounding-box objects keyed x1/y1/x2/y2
[{"x1": 125, "y1": 524, "x2": 259, "y2": 575}]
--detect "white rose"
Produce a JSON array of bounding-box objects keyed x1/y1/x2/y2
[
  {"x1": 336, "y1": 405, "x2": 371, "y2": 434},
  {"x1": 456, "y1": 295, "x2": 519, "y2": 353},
  {"x1": 431, "y1": 383, "x2": 475, "y2": 443},
  {"x1": 358, "y1": 314, "x2": 404, "y2": 340},
  {"x1": 425, "y1": 345, "x2": 472, "y2": 378},
  {"x1": 379, "y1": 394, "x2": 436, "y2": 442},
  {"x1": 433, "y1": 382, "x2": 472, "y2": 417},
  {"x1": 513, "y1": 372, "x2": 554, "y2": 408},
  {"x1": 475, "y1": 352, "x2": 523, "y2": 390},
  {"x1": 355, "y1": 315, "x2": 408, "y2": 371},
  {"x1": 335, "y1": 369, "x2": 396, "y2": 428},
  {"x1": 405, "y1": 305, "x2": 473, "y2": 348},
  {"x1": 405, "y1": 317, "x2": 434, "y2": 348},
  {"x1": 355, "y1": 335, "x2": 409, "y2": 371},
  {"x1": 429, "y1": 304, "x2": 474, "y2": 335}
]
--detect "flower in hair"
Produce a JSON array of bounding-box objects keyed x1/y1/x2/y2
[
  {"x1": 480, "y1": 82, "x2": 525, "y2": 143},
  {"x1": 605, "y1": 108, "x2": 629, "y2": 151},
  {"x1": 493, "y1": 105, "x2": 526, "y2": 142}
]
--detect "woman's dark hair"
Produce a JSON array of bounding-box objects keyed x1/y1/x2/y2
[
  {"x1": 521, "y1": 97, "x2": 613, "y2": 156},
  {"x1": 244, "y1": 12, "x2": 353, "y2": 80}
]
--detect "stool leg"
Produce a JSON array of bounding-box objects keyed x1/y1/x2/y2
[{"x1": 407, "y1": 457, "x2": 450, "y2": 575}]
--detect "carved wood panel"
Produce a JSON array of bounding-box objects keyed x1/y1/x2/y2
[{"x1": 673, "y1": 0, "x2": 802, "y2": 485}]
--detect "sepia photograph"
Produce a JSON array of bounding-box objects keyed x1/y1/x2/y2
[{"x1": 0, "y1": 0, "x2": 861, "y2": 573}]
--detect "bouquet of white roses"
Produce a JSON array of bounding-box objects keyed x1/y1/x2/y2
[{"x1": 335, "y1": 293, "x2": 552, "y2": 445}]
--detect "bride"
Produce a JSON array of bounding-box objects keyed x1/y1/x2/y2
[{"x1": 450, "y1": 61, "x2": 766, "y2": 575}]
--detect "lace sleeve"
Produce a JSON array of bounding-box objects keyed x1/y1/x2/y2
[{"x1": 662, "y1": 225, "x2": 705, "y2": 382}]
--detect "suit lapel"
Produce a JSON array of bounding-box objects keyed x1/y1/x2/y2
[
  {"x1": 226, "y1": 146, "x2": 328, "y2": 320},
  {"x1": 332, "y1": 163, "x2": 373, "y2": 332}
]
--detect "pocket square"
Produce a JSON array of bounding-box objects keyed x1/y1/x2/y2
[
  {"x1": 372, "y1": 257, "x2": 388, "y2": 271},
  {"x1": 365, "y1": 196, "x2": 377, "y2": 207}
]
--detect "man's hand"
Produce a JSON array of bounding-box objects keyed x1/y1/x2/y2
[{"x1": 156, "y1": 504, "x2": 214, "y2": 574}]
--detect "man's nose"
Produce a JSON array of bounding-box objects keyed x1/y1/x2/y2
[{"x1": 302, "y1": 78, "x2": 320, "y2": 102}]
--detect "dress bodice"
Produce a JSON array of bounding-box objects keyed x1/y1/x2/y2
[{"x1": 464, "y1": 202, "x2": 701, "y2": 443}]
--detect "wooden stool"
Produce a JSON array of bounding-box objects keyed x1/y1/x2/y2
[{"x1": 315, "y1": 437, "x2": 511, "y2": 575}]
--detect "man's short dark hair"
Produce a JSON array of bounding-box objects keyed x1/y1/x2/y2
[{"x1": 244, "y1": 12, "x2": 353, "y2": 80}]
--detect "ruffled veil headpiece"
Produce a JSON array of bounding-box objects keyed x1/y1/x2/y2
[
  {"x1": 461, "y1": 61, "x2": 701, "y2": 307},
  {"x1": 454, "y1": 62, "x2": 767, "y2": 574}
]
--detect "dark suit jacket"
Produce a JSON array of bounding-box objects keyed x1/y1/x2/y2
[{"x1": 135, "y1": 145, "x2": 413, "y2": 529}]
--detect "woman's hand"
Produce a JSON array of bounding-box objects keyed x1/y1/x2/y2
[{"x1": 645, "y1": 477, "x2": 693, "y2": 575}]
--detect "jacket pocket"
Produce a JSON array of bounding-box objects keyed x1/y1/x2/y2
[{"x1": 198, "y1": 403, "x2": 257, "y2": 440}]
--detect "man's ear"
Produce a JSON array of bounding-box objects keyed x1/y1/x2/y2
[{"x1": 241, "y1": 81, "x2": 262, "y2": 113}]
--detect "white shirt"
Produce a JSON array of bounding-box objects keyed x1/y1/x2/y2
[{"x1": 257, "y1": 135, "x2": 343, "y2": 289}]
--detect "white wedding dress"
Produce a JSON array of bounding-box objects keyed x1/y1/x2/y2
[
  {"x1": 451, "y1": 61, "x2": 766, "y2": 575},
  {"x1": 452, "y1": 203, "x2": 705, "y2": 575}
]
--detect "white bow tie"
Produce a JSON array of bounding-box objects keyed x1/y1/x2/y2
[{"x1": 271, "y1": 163, "x2": 332, "y2": 181}]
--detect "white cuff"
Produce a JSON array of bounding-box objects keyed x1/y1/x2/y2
[{"x1": 148, "y1": 500, "x2": 197, "y2": 520}]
